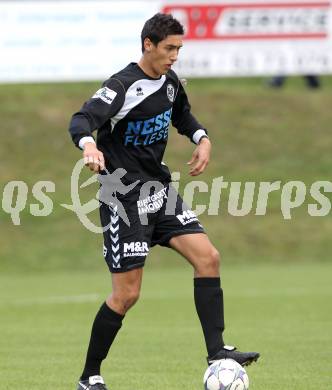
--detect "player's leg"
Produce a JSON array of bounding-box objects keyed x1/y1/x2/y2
[
  {"x1": 78, "y1": 193, "x2": 150, "y2": 389},
  {"x1": 78, "y1": 268, "x2": 143, "y2": 389},
  {"x1": 169, "y1": 233, "x2": 224, "y2": 355},
  {"x1": 106, "y1": 267, "x2": 143, "y2": 314},
  {"x1": 169, "y1": 233, "x2": 259, "y2": 366},
  {"x1": 169, "y1": 232, "x2": 220, "y2": 277}
]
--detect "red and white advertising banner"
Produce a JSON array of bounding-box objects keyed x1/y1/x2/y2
[
  {"x1": 0, "y1": 0, "x2": 331, "y2": 82},
  {"x1": 165, "y1": 0, "x2": 332, "y2": 76}
]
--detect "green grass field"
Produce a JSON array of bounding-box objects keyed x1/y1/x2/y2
[
  {"x1": 1, "y1": 262, "x2": 331, "y2": 389},
  {"x1": 1, "y1": 76, "x2": 332, "y2": 388}
]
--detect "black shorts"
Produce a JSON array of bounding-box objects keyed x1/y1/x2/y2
[{"x1": 99, "y1": 182, "x2": 205, "y2": 273}]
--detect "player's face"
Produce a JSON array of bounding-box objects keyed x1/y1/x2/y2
[{"x1": 147, "y1": 35, "x2": 183, "y2": 76}]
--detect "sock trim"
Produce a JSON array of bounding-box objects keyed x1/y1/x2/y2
[
  {"x1": 194, "y1": 277, "x2": 220, "y2": 288},
  {"x1": 101, "y1": 302, "x2": 125, "y2": 322}
]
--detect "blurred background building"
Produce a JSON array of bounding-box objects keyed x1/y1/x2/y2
[{"x1": 1, "y1": 0, "x2": 331, "y2": 83}]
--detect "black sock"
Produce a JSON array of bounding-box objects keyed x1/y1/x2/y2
[
  {"x1": 81, "y1": 302, "x2": 124, "y2": 380},
  {"x1": 194, "y1": 277, "x2": 225, "y2": 357}
]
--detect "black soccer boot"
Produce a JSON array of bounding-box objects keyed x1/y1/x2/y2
[
  {"x1": 207, "y1": 345, "x2": 260, "y2": 367},
  {"x1": 77, "y1": 375, "x2": 109, "y2": 390}
]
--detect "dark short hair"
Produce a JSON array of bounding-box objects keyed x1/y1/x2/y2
[{"x1": 141, "y1": 13, "x2": 184, "y2": 52}]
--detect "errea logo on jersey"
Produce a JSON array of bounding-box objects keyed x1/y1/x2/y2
[
  {"x1": 92, "y1": 87, "x2": 117, "y2": 104},
  {"x1": 176, "y1": 210, "x2": 198, "y2": 225},
  {"x1": 136, "y1": 87, "x2": 144, "y2": 96},
  {"x1": 123, "y1": 241, "x2": 149, "y2": 257}
]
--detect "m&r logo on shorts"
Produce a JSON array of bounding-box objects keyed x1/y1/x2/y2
[
  {"x1": 176, "y1": 210, "x2": 198, "y2": 225},
  {"x1": 123, "y1": 241, "x2": 149, "y2": 257}
]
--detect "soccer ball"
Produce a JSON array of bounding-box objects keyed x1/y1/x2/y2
[{"x1": 203, "y1": 359, "x2": 249, "y2": 390}]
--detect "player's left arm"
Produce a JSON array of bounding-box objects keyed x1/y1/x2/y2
[
  {"x1": 171, "y1": 80, "x2": 211, "y2": 176},
  {"x1": 187, "y1": 136, "x2": 211, "y2": 176}
]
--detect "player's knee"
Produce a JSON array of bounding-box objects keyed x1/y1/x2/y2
[
  {"x1": 110, "y1": 288, "x2": 140, "y2": 313},
  {"x1": 121, "y1": 289, "x2": 140, "y2": 311},
  {"x1": 195, "y1": 247, "x2": 220, "y2": 276},
  {"x1": 207, "y1": 248, "x2": 220, "y2": 271},
  {"x1": 127, "y1": 289, "x2": 140, "y2": 306},
  {"x1": 212, "y1": 248, "x2": 221, "y2": 268}
]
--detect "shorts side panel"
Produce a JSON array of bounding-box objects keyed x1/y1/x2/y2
[{"x1": 100, "y1": 200, "x2": 153, "y2": 273}]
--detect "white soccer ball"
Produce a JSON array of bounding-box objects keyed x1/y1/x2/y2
[{"x1": 203, "y1": 359, "x2": 249, "y2": 390}]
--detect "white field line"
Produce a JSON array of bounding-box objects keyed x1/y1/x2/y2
[{"x1": 2, "y1": 293, "x2": 101, "y2": 307}]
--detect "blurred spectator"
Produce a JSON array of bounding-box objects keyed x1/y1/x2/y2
[{"x1": 268, "y1": 75, "x2": 321, "y2": 89}]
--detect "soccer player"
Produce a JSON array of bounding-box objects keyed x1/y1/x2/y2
[{"x1": 69, "y1": 13, "x2": 259, "y2": 390}]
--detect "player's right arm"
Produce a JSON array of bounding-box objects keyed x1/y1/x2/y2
[{"x1": 68, "y1": 78, "x2": 125, "y2": 172}]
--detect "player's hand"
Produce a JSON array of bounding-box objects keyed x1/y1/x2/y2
[
  {"x1": 187, "y1": 137, "x2": 211, "y2": 176},
  {"x1": 83, "y1": 142, "x2": 105, "y2": 173}
]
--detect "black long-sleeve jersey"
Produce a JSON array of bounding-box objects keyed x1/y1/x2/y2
[{"x1": 69, "y1": 63, "x2": 207, "y2": 184}]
